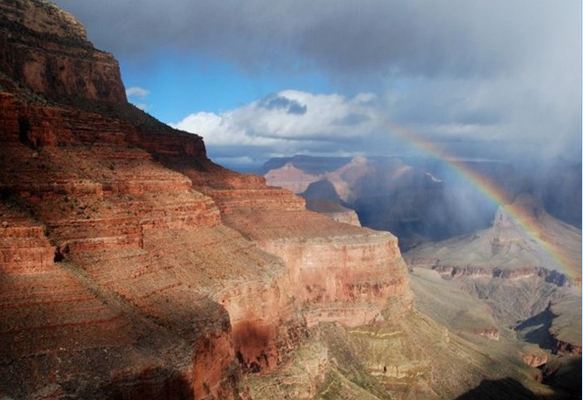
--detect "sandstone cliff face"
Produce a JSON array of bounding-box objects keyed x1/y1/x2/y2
[
  {"x1": 254, "y1": 218, "x2": 410, "y2": 327},
  {"x1": 159, "y1": 163, "x2": 412, "y2": 329},
  {"x1": 0, "y1": 91, "x2": 313, "y2": 397},
  {"x1": 0, "y1": 1, "x2": 413, "y2": 398},
  {"x1": 0, "y1": 0, "x2": 126, "y2": 103}
]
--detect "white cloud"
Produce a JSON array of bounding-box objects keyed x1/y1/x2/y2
[
  {"x1": 126, "y1": 86, "x2": 150, "y2": 98},
  {"x1": 172, "y1": 80, "x2": 580, "y2": 166},
  {"x1": 172, "y1": 91, "x2": 383, "y2": 147}
]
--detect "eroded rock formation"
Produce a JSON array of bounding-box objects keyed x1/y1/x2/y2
[
  {"x1": 0, "y1": 0, "x2": 126, "y2": 103},
  {"x1": 0, "y1": 1, "x2": 412, "y2": 398},
  {"x1": 406, "y1": 199, "x2": 582, "y2": 371}
]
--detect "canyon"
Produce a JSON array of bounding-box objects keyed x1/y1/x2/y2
[
  {"x1": 0, "y1": 1, "x2": 580, "y2": 399},
  {"x1": 264, "y1": 154, "x2": 582, "y2": 396}
]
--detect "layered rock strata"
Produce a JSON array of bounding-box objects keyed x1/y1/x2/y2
[
  {"x1": 157, "y1": 156, "x2": 412, "y2": 328},
  {"x1": 0, "y1": 0, "x2": 126, "y2": 103},
  {"x1": 0, "y1": 1, "x2": 412, "y2": 398}
]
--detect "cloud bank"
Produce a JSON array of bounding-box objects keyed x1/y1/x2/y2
[
  {"x1": 171, "y1": 91, "x2": 385, "y2": 164},
  {"x1": 173, "y1": 82, "x2": 580, "y2": 167},
  {"x1": 55, "y1": 0, "x2": 581, "y2": 165},
  {"x1": 54, "y1": 0, "x2": 579, "y2": 78}
]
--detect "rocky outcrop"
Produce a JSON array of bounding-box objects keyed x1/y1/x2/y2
[
  {"x1": 240, "y1": 339, "x2": 329, "y2": 399},
  {"x1": 477, "y1": 327, "x2": 500, "y2": 341},
  {"x1": 0, "y1": 92, "x2": 207, "y2": 156},
  {"x1": 0, "y1": 0, "x2": 126, "y2": 103},
  {"x1": 431, "y1": 264, "x2": 571, "y2": 287},
  {"x1": 0, "y1": 202, "x2": 54, "y2": 272},
  {"x1": 219, "y1": 209, "x2": 412, "y2": 327},
  {"x1": 264, "y1": 162, "x2": 319, "y2": 193}
]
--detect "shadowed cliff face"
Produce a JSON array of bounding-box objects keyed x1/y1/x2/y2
[{"x1": 263, "y1": 155, "x2": 582, "y2": 253}]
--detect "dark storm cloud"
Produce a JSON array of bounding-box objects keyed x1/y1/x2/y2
[
  {"x1": 54, "y1": 0, "x2": 581, "y2": 161},
  {"x1": 52, "y1": 0, "x2": 575, "y2": 79},
  {"x1": 258, "y1": 94, "x2": 307, "y2": 115}
]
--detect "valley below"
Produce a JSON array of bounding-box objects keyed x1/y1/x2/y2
[{"x1": 264, "y1": 155, "x2": 582, "y2": 399}]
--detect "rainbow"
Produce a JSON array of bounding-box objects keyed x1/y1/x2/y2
[{"x1": 383, "y1": 120, "x2": 581, "y2": 282}]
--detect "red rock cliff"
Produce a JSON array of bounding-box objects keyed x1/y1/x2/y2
[
  {"x1": 0, "y1": 1, "x2": 412, "y2": 398},
  {"x1": 0, "y1": 0, "x2": 126, "y2": 103}
]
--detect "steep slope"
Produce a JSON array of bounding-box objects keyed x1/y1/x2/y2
[
  {"x1": 406, "y1": 197, "x2": 582, "y2": 362},
  {"x1": 0, "y1": 2, "x2": 302, "y2": 397},
  {"x1": 0, "y1": 93, "x2": 311, "y2": 398}
]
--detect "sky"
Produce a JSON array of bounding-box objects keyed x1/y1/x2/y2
[{"x1": 54, "y1": 0, "x2": 581, "y2": 169}]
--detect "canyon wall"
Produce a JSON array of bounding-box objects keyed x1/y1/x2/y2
[
  {"x1": 0, "y1": 0, "x2": 126, "y2": 103},
  {"x1": 162, "y1": 161, "x2": 412, "y2": 328},
  {"x1": 0, "y1": 1, "x2": 413, "y2": 398}
]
